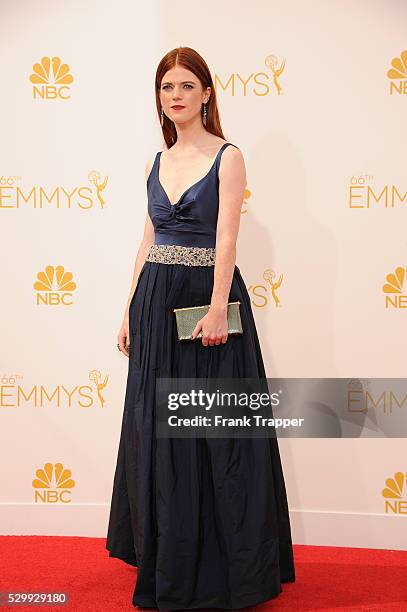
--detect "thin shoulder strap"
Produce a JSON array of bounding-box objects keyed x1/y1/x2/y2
[{"x1": 147, "y1": 151, "x2": 161, "y2": 184}]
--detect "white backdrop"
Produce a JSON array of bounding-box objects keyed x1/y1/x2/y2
[{"x1": 1, "y1": 0, "x2": 406, "y2": 550}]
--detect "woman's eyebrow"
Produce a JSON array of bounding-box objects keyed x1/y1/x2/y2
[{"x1": 161, "y1": 80, "x2": 195, "y2": 86}]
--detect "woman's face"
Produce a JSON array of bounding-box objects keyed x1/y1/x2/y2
[{"x1": 159, "y1": 66, "x2": 210, "y2": 125}]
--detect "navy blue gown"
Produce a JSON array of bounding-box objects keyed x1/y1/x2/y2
[{"x1": 106, "y1": 142, "x2": 296, "y2": 610}]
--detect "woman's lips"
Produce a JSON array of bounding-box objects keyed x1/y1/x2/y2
[{"x1": 172, "y1": 106, "x2": 185, "y2": 110}]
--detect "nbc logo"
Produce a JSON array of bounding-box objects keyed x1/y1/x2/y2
[
  {"x1": 33, "y1": 265, "x2": 77, "y2": 306},
  {"x1": 382, "y1": 266, "x2": 407, "y2": 309},
  {"x1": 381, "y1": 471, "x2": 407, "y2": 514},
  {"x1": 32, "y1": 462, "x2": 75, "y2": 504},
  {"x1": 387, "y1": 50, "x2": 407, "y2": 95},
  {"x1": 29, "y1": 56, "x2": 74, "y2": 99}
]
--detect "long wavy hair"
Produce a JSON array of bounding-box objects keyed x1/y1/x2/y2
[{"x1": 154, "y1": 47, "x2": 226, "y2": 149}]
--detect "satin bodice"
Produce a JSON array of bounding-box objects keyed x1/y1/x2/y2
[{"x1": 147, "y1": 142, "x2": 238, "y2": 248}]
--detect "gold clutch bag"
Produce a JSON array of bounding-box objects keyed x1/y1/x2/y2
[{"x1": 173, "y1": 300, "x2": 243, "y2": 341}]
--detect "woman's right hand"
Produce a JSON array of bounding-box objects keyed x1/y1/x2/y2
[{"x1": 117, "y1": 315, "x2": 130, "y2": 358}]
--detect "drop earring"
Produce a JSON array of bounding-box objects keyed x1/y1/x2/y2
[
  {"x1": 202, "y1": 102, "x2": 207, "y2": 126},
  {"x1": 160, "y1": 107, "x2": 164, "y2": 126}
]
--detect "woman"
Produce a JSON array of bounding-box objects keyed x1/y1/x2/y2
[{"x1": 106, "y1": 46, "x2": 296, "y2": 610}]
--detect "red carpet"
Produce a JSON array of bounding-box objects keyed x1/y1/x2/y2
[{"x1": 0, "y1": 536, "x2": 406, "y2": 611}]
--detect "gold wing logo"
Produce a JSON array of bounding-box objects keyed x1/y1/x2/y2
[
  {"x1": 263, "y1": 268, "x2": 283, "y2": 307},
  {"x1": 89, "y1": 370, "x2": 109, "y2": 407},
  {"x1": 265, "y1": 54, "x2": 286, "y2": 95},
  {"x1": 88, "y1": 171, "x2": 109, "y2": 208}
]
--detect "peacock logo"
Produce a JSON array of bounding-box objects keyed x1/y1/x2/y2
[
  {"x1": 387, "y1": 50, "x2": 407, "y2": 95},
  {"x1": 382, "y1": 266, "x2": 407, "y2": 309},
  {"x1": 33, "y1": 462, "x2": 75, "y2": 504},
  {"x1": 241, "y1": 187, "x2": 251, "y2": 214},
  {"x1": 29, "y1": 56, "x2": 74, "y2": 99},
  {"x1": 33, "y1": 265, "x2": 77, "y2": 306},
  {"x1": 381, "y1": 472, "x2": 407, "y2": 514}
]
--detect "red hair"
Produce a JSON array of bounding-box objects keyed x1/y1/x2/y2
[{"x1": 154, "y1": 47, "x2": 226, "y2": 149}]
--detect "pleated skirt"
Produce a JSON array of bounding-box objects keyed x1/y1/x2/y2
[{"x1": 106, "y1": 260, "x2": 296, "y2": 610}]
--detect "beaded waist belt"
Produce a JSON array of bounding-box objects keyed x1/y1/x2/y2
[{"x1": 146, "y1": 244, "x2": 216, "y2": 266}]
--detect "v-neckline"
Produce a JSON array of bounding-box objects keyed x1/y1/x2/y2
[{"x1": 157, "y1": 143, "x2": 229, "y2": 207}]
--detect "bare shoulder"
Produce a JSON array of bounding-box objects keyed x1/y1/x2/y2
[
  {"x1": 222, "y1": 142, "x2": 245, "y2": 162},
  {"x1": 219, "y1": 143, "x2": 246, "y2": 180}
]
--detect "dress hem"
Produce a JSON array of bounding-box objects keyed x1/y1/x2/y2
[{"x1": 132, "y1": 585, "x2": 285, "y2": 611}]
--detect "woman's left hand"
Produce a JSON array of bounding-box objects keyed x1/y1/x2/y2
[{"x1": 191, "y1": 305, "x2": 228, "y2": 346}]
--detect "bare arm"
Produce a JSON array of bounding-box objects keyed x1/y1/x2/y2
[
  {"x1": 210, "y1": 146, "x2": 246, "y2": 312},
  {"x1": 191, "y1": 145, "x2": 246, "y2": 347},
  {"x1": 122, "y1": 157, "x2": 155, "y2": 323}
]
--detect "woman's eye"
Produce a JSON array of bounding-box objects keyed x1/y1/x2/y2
[{"x1": 162, "y1": 84, "x2": 193, "y2": 90}]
